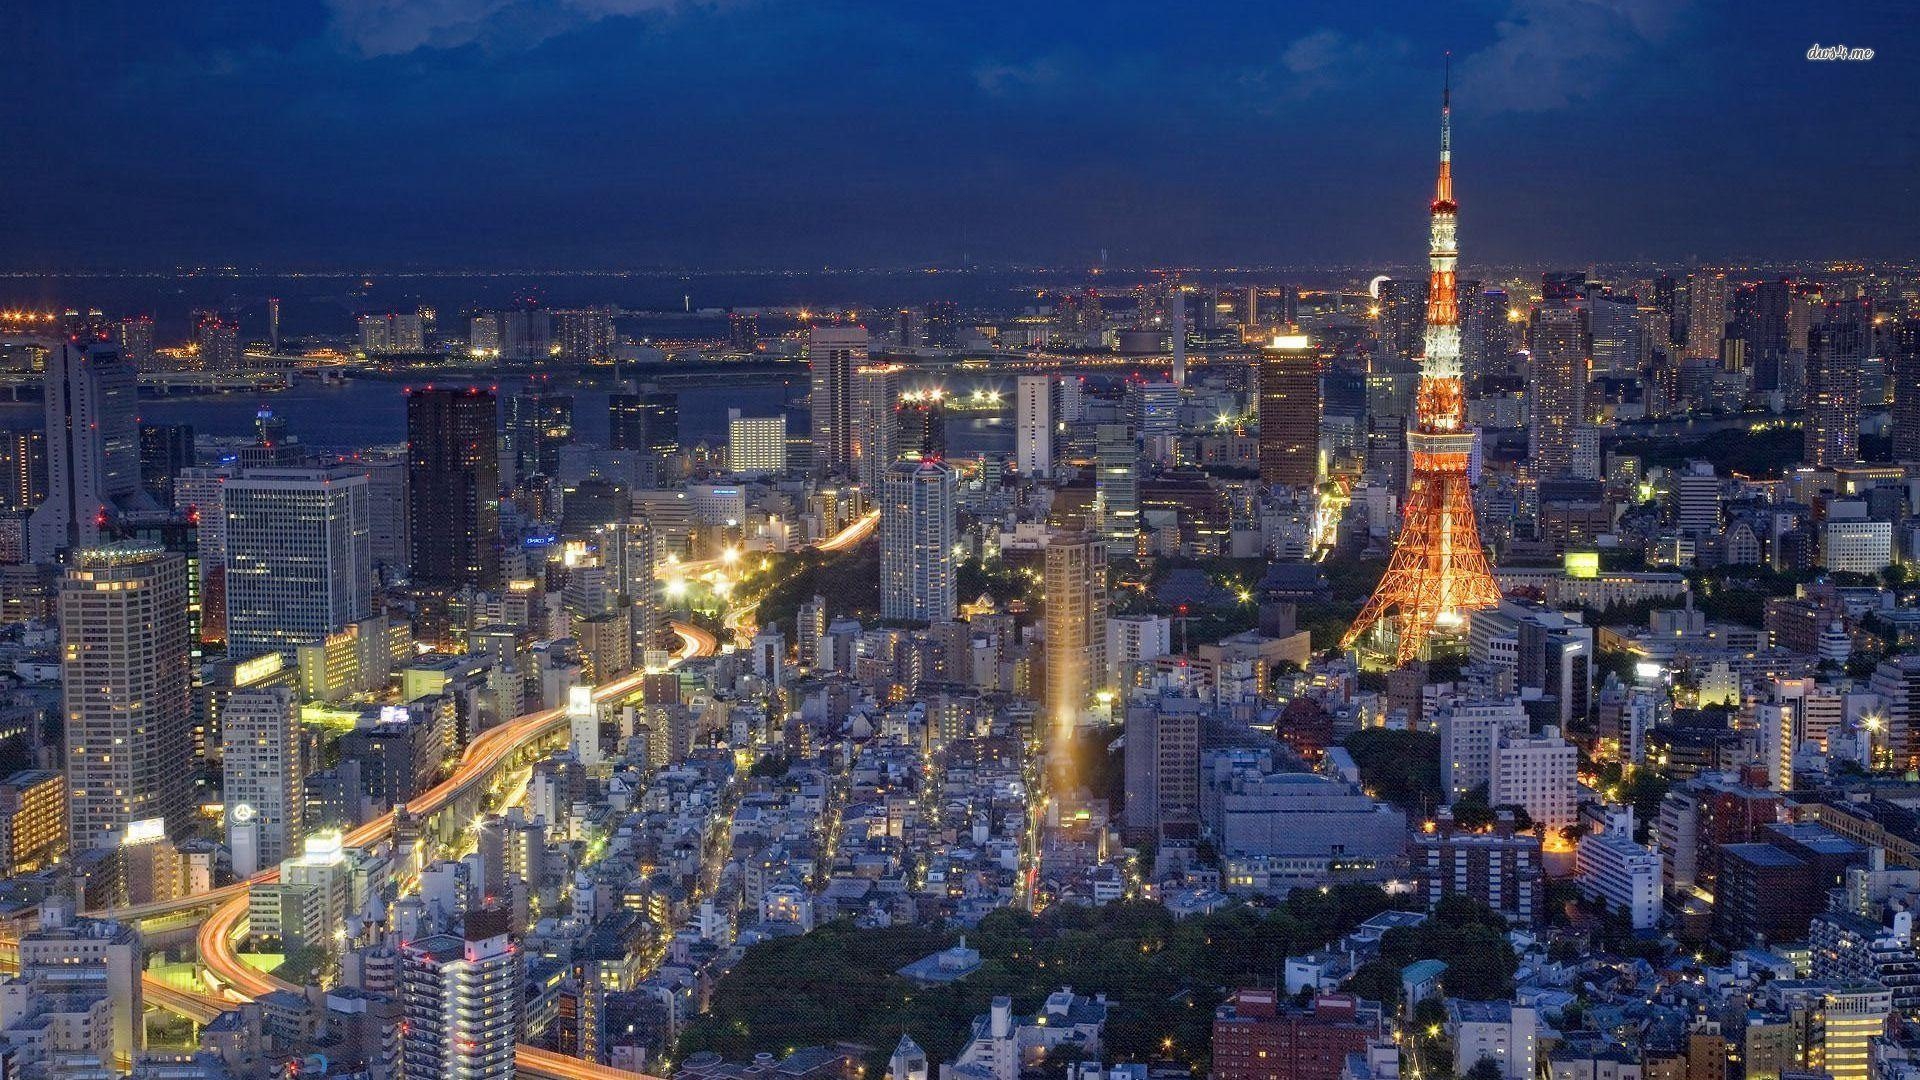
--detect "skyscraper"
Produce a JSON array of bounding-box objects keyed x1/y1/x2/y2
[
  {"x1": 1044, "y1": 531, "x2": 1107, "y2": 733},
  {"x1": 554, "y1": 307, "x2": 615, "y2": 362},
  {"x1": 407, "y1": 387, "x2": 501, "y2": 590},
  {"x1": 29, "y1": 342, "x2": 146, "y2": 563},
  {"x1": 851, "y1": 363, "x2": 903, "y2": 489},
  {"x1": 0, "y1": 428, "x2": 47, "y2": 512},
  {"x1": 1687, "y1": 271, "x2": 1728, "y2": 361},
  {"x1": 1588, "y1": 293, "x2": 1642, "y2": 375},
  {"x1": 898, "y1": 389, "x2": 947, "y2": 459},
  {"x1": 809, "y1": 325, "x2": 867, "y2": 475},
  {"x1": 222, "y1": 686, "x2": 304, "y2": 876},
  {"x1": 1128, "y1": 379, "x2": 1180, "y2": 442},
  {"x1": 1376, "y1": 278, "x2": 1429, "y2": 361},
  {"x1": 222, "y1": 465, "x2": 373, "y2": 659},
  {"x1": 1344, "y1": 70, "x2": 1501, "y2": 664},
  {"x1": 195, "y1": 312, "x2": 242, "y2": 370},
  {"x1": 1257, "y1": 333, "x2": 1322, "y2": 489},
  {"x1": 1095, "y1": 423, "x2": 1139, "y2": 557},
  {"x1": 1015, "y1": 374, "x2": 1055, "y2": 477},
  {"x1": 728, "y1": 310, "x2": 760, "y2": 352},
  {"x1": 608, "y1": 392, "x2": 679, "y2": 458},
  {"x1": 1806, "y1": 324, "x2": 1864, "y2": 468},
  {"x1": 727, "y1": 410, "x2": 788, "y2": 475},
  {"x1": 114, "y1": 315, "x2": 154, "y2": 366},
  {"x1": 508, "y1": 391, "x2": 574, "y2": 478},
  {"x1": 399, "y1": 906, "x2": 523, "y2": 1080},
  {"x1": 923, "y1": 300, "x2": 959, "y2": 348},
  {"x1": 880, "y1": 457, "x2": 956, "y2": 623},
  {"x1": 267, "y1": 297, "x2": 281, "y2": 353},
  {"x1": 1528, "y1": 300, "x2": 1592, "y2": 479},
  {"x1": 138, "y1": 422, "x2": 194, "y2": 504},
  {"x1": 1894, "y1": 321, "x2": 1920, "y2": 463},
  {"x1": 60, "y1": 543, "x2": 192, "y2": 850},
  {"x1": 1652, "y1": 275, "x2": 1682, "y2": 349}
]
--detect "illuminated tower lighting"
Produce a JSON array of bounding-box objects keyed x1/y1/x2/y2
[{"x1": 1342, "y1": 59, "x2": 1501, "y2": 665}]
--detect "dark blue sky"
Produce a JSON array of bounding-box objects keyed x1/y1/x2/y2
[{"x1": 6, "y1": 0, "x2": 1916, "y2": 270}]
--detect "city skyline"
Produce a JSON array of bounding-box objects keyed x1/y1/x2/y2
[{"x1": 5, "y1": 1, "x2": 1916, "y2": 270}]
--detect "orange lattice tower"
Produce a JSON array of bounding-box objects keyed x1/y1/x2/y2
[{"x1": 1343, "y1": 61, "x2": 1501, "y2": 665}]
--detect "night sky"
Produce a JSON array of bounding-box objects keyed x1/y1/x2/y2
[{"x1": 6, "y1": 0, "x2": 1916, "y2": 270}]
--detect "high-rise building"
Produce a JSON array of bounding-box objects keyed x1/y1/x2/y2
[
  {"x1": 880, "y1": 457, "x2": 956, "y2": 623},
  {"x1": 222, "y1": 466, "x2": 372, "y2": 659},
  {"x1": 138, "y1": 422, "x2": 195, "y2": 505},
  {"x1": 508, "y1": 392, "x2": 574, "y2": 478},
  {"x1": 60, "y1": 543, "x2": 192, "y2": 850},
  {"x1": 1650, "y1": 274, "x2": 1679, "y2": 346},
  {"x1": 1344, "y1": 74, "x2": 1502, "y2": 664},
  {"x1": 1258, "y1": 333, "x2": 1322, "y2": 488},
  {"x1": 898, "y1": 389, "x2": 947, "y2": 459},
  {"x1": 1128, "y1": 380, "x2": 1180, "y2": 442},
  {"x1": 173, "y1": 465, "x2": 234, "y2": 644},
  {"x1": 809, "y1": 325, "x2": 867, "y2": 475},
  {"x1": 1687, "y1": 271, "x2": 1728, "y2": 360},
  {"x1": 554, "y1": 307, "x2": 615, "y2": 362},
  {"x1": 1121, "y1": 697, "x2": 1201, "y2": 836},
  {"x1": 501, "y1": 305, "x2": 550, "y2": 361},
  {"x1": 1375, "y1": 278, "x2": 1428, "y2": 361},
  {"x1": 852, "y1": 364, "x2": 903, "y2": 488},
  {"x1": 1015, "y1": 374, "x2": 1055, "y2": 477},
  {"x1": 267, "y1": 297, "x2": 281, "y2": 353},
  {"x1": 1895, "y1": 320, "x2": 1920, "y2": 463},
  {"x1": 356, "y1": 455, "x2": 410, "y2": 580},
  {"x1": 470, "y1": 313, "x2": 501, "y2": 358},
  {"x1": 728, "y1": 310, "x2": 760, "y2": 351},
  {"x1": 114, "y1": 315, "x2": 155, "y2": 366},
  {"x1": 608, "y1": 392, "x2": 679, "y2": 458},
  {"x1": 1043, "y1": 531, "x2": 1107, "y2": 732},
  {"x1": 727, "y1": 410, "x2": 788, "y2": 475},
  {"x1": 29, "y1": 342, "x2": 146, "y2": 563},
  {"x1": 924, "y1": 301, "x2": 959, "y2": 348},
  {"x1": 0, "y1": 428, "x2": 47, "y2": 512},
  {"x1": 196, "y1": 312, "x2": 243, "y2": 370},
  {"x1": 0, "y1": 771, "x2": 66, "y2": 876},
  {"x1": 222, "y1": 686, "x2": 304, "y2": 876},
  {"x1": 1528, "y1": 300, "x2": 1592, "y2": 478},
  {"x1": 1806, "y1": 323, "x2": 1864, "y2": 468},
  {"x1": 1588, "y1": 293, "x2": 1642, "y2": 375},
  {"x1": 407, "y1": 387, "x2": 501, "y2": 590},
  {"x1": 399, "y1": 906, "x2": 523, "y2": 1080},
  {"x1": 1095, "y1": 423, "x2": 1138, "y2": 557}
]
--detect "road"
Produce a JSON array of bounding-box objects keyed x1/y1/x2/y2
[
  {"x1": 159, "y1": 622, "x2": 716, "y2": 1075},
  {"x1": 816, "y1": 509, "x2": 879, "y2": 552}
]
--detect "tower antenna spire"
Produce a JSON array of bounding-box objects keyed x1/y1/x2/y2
[{"x1": 1441, "y1": 52, "x2": 1452, "y2": 160}]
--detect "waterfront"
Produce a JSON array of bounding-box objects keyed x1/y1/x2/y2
[{"x1": 0, "y1": 371, "x2": 1015, "y2": 456}]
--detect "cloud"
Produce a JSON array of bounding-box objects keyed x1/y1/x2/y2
[
  {"x1": 1230, "y1": 28, "x2": 1408, "y2": 107},
  {"x1": 324, "y1": 0, "x2": 719, "y2": 56},
  {"x1": 1457, "y1": 0, "x2": 1690, "y2": 113},
  {"x1": 973, "y1": 57, "x2": 1068, "y2": 96}
]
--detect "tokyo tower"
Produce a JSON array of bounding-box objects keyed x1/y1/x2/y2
[{"x1": 1342, "y1": 63, "x2": 1501, "y2": 665}]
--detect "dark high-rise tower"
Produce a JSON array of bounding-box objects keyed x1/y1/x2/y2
[
  {"x1": 407, "y1": 387, "x2": 501, "y2": 589},
  {"x1": 507, "y1": 391, "x2": 573, "y2": 478},
  {"x1": 1894, "y1": 321, "x2": 1920, "y2": 463},
  {"x1": 1805, "y1": 324, "x2": 1864, "y2": 468},
  {"x1": 138, "y1": 423, "x2": 195, "y2": 504},
  {"x1": 809, "y1": 325, "x2": 867, "y2": 475},
  {"x1": 608, "y1": 392, "x2": 679, "y2": 458},
  {"x1": 1257, "y1": 333, "x2": 1322, "y2": 489}
]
